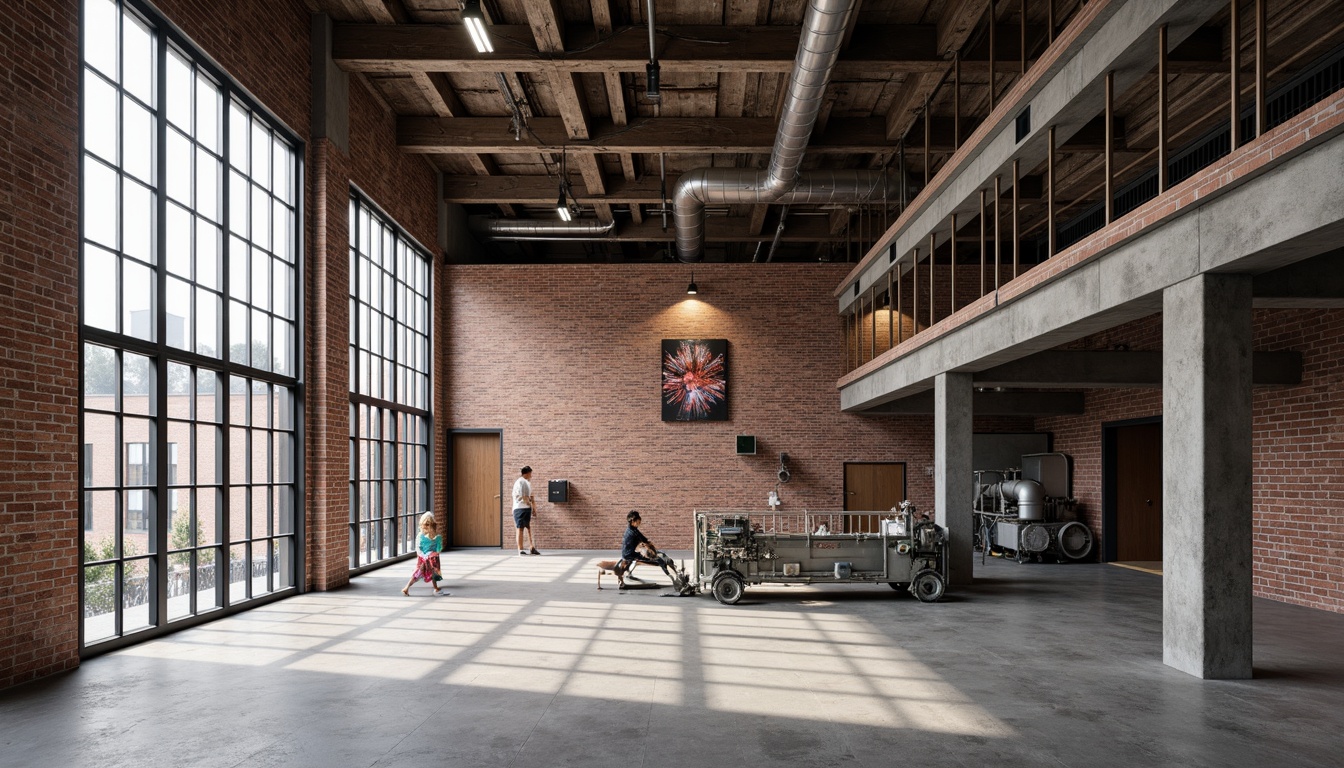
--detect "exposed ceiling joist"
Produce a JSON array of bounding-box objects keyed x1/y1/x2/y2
[
  {"x1": 333, "y1": 23, "x2": 1030, "y2": 75},
  {"x1": 399, "y1": 116, "x2": 895, "y2": 153}
]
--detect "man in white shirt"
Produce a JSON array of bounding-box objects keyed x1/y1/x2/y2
[{"x1": 512, "y1": 466, "x2": 540, "y2": 555}]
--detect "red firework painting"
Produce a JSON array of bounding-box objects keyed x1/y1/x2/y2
[{"x1": 661, "y1": 339, "x2": 728, "y2": 421}]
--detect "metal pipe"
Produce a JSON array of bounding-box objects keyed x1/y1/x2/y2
[
  {"x1": 954, "y1": 51, "x2": 961, "y2": 150},
  {"x1": 646, "y1": 0, "x2": 656, "y2": 61},
  {"x1": 660, "y1": 152, "x2": 668, "y2": 230},
  {"x1": 671, "y1": 0, "x2": 877, "y2": 262},
  {"x1": 869, "y1": 285, "x2": 876, "y2": 361},
  {"x1": 912, "y1": 248, "x2": 919, "y2": 335},
  {"x1": 469, "y1": 217, "x2": 617, "y2": 239},
  {"x1": 764, "y1": 205, "x2": 790, "y2": 262},
  {"x1": 896, "y1": 254, "x2": 903, "y2": 343},
  {"x1": 993, "y1": 479, "x2": 1045, "y2": 521},
  {"x1": 979, "y1": 188, "x2": 987, "y2": 294},
  {"x1": 923, "y1": 94, "x2": 931, "y2": 188},
  {"x1": 1158, "y1": 25, "x2": 1168, "y2": 193},
  {"x1": 1104, "y1": 70, "x2": 1114, "y2": 224},
  {"x1": 1231, "y1": 0, "x2": 1240, "y2": 151},
  {"x1": 988, "y1": 0, "x2": 997, "y2": 110},
  {"x1": 887, "y1": 269, "x2": 894, "y2": 350},
  {"x1": 993, "y1": 174, "x2": 1001, "y2": 290},
  {"x1": 1047, "y1": 125, "x2": 1056, "y2": 256},
  {"x1": 950, "y1": 213, "x2": 958, "y2": 313},
  {"x1": 1255, "y1": 0, "x2": 1266, "y2": 138},
  {"x1": 928, "y1": 232, "x2": 935, "y2": 329},
  {"x1": 1011, "y1": 158, "x2": 1019, "y2": 278},
  {"x1": 899, "y1": 141, "x2": 907, "y2": 208},
  {"x1": 1047, "y1": 0, "x2": 1054, "y2": 44}
]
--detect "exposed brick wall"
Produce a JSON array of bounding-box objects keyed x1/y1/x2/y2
[
  {"x1": 0, "y1": 0, "x2": 442, "y2": 685},
  {"x1": 445, "y1": 264, "x2": 1028, "y2": 550},
  {"x1": 1035, "y1": 310, "x2": 1344, "y2": 614},
  {"x1": 0, "y1": 0, "x2": 83, "y2": 691}
]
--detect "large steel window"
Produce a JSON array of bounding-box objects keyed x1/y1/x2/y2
[
  {"x1": 80, "y1": 0, "x2": 302, "y2": 650},
  {"x1": 348, "y1": 193, "x2": 432, "y2": 570}
]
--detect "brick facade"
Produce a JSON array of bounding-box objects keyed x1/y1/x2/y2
[
  {"x1": 0, "y1": 0, "x2": 440, "y2": 687},
  {"x1": 0, "y1": 0, "x2": 84, "y2": 691},
  {"x1": 444, "y1": 263, "x2": 1029, "y2": 550},
  {"x1": 1036, "y1": 310, "x2": 1344, "y2": 614}
]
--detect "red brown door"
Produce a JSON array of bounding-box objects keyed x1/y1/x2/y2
[
  {"x1": 844, "y1": 463, "x2": 907, "y2": 533},
  {"x1": 451, "y1": 432, "x2": 502, "y2": 547},
  {"x1": 1115, "y1": 423, "x2": 1162, "y2": 561}
]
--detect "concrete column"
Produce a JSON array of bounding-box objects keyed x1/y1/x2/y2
[
  {"x1": 934, "y1": 372, "x2": 974, "y2": 586},
  {"x1": 1162, "y1": 273, "x2": 1254, "y2": 679}
]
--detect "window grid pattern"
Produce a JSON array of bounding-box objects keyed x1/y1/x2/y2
[
  {"x1": 80, "y1": 0, "x2": 301, "y2": 649},
  {"x1": 348, "y1": 195, "x2": 432, "y2": 569}
]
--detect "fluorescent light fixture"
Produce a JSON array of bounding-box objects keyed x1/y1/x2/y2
[
  {"x1": 462, "y1": 0, "x2": 493, "y2": 54},
  {"x1": 557, "y1": 187, "x2": 573, "y2": 221}
]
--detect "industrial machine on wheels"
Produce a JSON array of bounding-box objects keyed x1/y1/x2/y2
[{"x1": 689, "y1": 503, "x2": 949, "y2": 605}]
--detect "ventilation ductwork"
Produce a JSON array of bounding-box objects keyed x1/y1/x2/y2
[
  {"x1": 469, "y1": 217, "x2": 616, "y2": 240},
  {"x1": 673, "y1": 0, "x2": 888, "y2": 262}
]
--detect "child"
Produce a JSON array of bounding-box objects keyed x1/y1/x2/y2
[
  {"x1": 613, "y1": 510, "x2": 675, "y2": 588},
  {"x1": 402, "y1": 512, "x2": 447, "y2": 596}
]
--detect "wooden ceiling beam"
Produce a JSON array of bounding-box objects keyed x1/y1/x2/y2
[
  {"x1": 444, "y1": 174, "x2": 674, "y2": 204},
  {"x1": 331, "y1": 23, "x2": 1030, "y2": 75},
  {"x1": 399, "y1": 116, "x2": 896, "y2": 154}
]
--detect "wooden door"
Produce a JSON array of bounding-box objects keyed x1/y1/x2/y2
[
  {"x1": 451, "y1": 432, "x2": 502, "y2": 547},
  {"x1": 844, "y1": 463, "x2": 906, "y2": 533},
  {"x1": 1115, "y1": 423, "x2": 1162, "y2": 561}
]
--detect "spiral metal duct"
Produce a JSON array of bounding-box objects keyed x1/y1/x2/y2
[
  {"x1": 469, "y1": 217, "x2": 616, "y2": 240},
  {"x1": 672, "y1": 0, "x2": 888, "y2": 262}
]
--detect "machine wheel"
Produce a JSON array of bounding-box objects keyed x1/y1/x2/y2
[
  {"x1": 1056, "y1": 521, "x2": 1094, "y2": 560},
  {"x1": 910, "y1": 570, "x2": 945, "y2": 602},
  {"x1": 711, "y1": 572, "x2": 745, "y2": 605}
]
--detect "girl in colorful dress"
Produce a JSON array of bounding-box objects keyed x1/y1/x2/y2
[{"x1": 402, "y1": 512, "x2": 446, "y2": 596}]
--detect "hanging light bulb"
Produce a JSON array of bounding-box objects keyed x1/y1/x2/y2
[
  {"x1": 686, "y1": 269, "x2": 698, "y2": 295},
  {"x1": 462, "y1": 0, "x2": 493, "y2": 54}
]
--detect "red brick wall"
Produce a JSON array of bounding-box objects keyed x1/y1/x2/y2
[
  {"x1": 1035, "y1": 310, "x2": 1344, "y2": 614},
  {"x1": 445, "y1": 263, "x2": 1028, "y2": 549},
  {"x1": 0, "y1": 0, "x2": 83, "y2": 690}
]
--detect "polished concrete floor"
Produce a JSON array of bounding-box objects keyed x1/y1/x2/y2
[{"x1": 3, "y1": 551, "x2": 1343, "y2": 767}]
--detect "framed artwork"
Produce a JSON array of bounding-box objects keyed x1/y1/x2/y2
[{"x1": 661, "y1": 339, "x2": 728, "y2": 421}]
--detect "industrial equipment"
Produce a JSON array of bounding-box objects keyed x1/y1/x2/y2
[
  {"x1": 973, "y1": 452, "x2": 1094, "y2": 563},
  {"x1": 688, "y1": 503, "x2": 949, "y2": 605}
]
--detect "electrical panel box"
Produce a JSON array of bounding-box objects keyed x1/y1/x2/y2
[
  {"x1": 548, "y1": 479, "x2": 569, "y2": 503},
  {"x1": 736, "y1": 435, "x2": 757, "y2": 455}
]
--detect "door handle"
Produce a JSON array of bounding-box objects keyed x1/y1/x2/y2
[
  {"x1": 1145, "y1": 499, "x2": 1152, "y2": 506},
  {"x1": 494, "y1": 495, "x2": 501, "y2": 499}
]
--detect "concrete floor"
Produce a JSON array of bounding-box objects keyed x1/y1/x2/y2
[{"x1": 3, "y1": 552, "x2": 1343, "y2": 768}]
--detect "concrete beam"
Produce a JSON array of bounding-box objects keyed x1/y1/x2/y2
[
  {"x1": 1163, "y1": 273, "x2": 1253, "y2": 680},
  {"x1": 973, "y1": 350, "x2": 1301, "y2": 388},
  {"x1": 839, "y1": 128, "x2": 1344, "y2": 412},
  {"x1": 1251, "y1": 247, "x2": 1344, "y2": 308},
  {"x1": 868, "y1": 390, "x2": 1085, "y2": 415}
]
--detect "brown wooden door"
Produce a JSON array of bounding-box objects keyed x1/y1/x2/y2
[
  {"x1": 451, "y1": 432, "x2": 502, "y2": 547},
  {"x1": 1115, "y1": 423, "x2": 1162, "y2": 561},
  {"x1": 844, "y1": 463, "x2": 906, "y2": 533}
]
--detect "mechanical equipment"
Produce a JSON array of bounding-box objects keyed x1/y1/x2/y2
[
  {"x1": 973, "y1": 452, "x2": 1094, "y2": 563},
  {"x1": 684, "y1": 503, "x2": 949, "y2": 605}
]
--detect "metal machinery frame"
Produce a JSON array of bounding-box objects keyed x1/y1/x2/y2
[
  {"x1": 689, "y1": 504, "x2": 949, "y2": 605},
  {"x1": 973, "y1": 452, "x2": 1094, "y2": 564}
]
